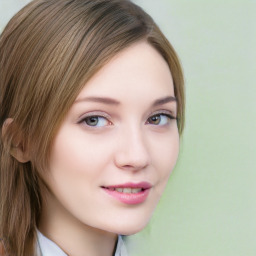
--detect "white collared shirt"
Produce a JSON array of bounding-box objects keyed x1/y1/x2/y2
[{"x1": 37, "y1": 230, "x2": 128, "y2": 256}]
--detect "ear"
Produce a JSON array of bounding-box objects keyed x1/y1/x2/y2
[{"x1": 2, "y1": 118, "x2": 30, "y2": 163}]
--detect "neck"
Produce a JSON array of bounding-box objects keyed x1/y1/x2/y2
[{"x1": 38, "y1": 192, "x2": 117, "y2": 256}]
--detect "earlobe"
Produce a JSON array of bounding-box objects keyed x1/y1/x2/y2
[
  {"x1": 10, "y1": 144, "x2": 30, "y2": 163},
  {"x1": 2, "y1": 118, "x2": 30, "y2": 163}
]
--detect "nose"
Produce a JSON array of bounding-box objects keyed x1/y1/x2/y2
[{"x1": 114, "y1": 125, "x2": 150, "y2": 171}]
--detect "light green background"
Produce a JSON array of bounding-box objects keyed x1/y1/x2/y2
[{"x1": 1, "y1": 1, "x2": 255, "y2": 255}]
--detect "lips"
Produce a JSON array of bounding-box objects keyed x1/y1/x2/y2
[
  {"x1": 101, "y1": 182, "x2": 152, "y2": 205},
  {"x1": 109, "y1": 187, "x2": 143, "y2": 193}
]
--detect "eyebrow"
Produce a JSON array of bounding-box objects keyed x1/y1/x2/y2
[
  {"x1": 75, "y1": 96, "x2": 120, "y2": 105},
  {"x1": 74, "y1": 95, "x2": 177, "y2": 106},
  {"x1": 151, "y1": 96, "x2": 177, "y2": 107}
]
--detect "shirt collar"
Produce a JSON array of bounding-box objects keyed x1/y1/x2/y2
[{"x1": 37, "y1": 230, "x2": 128, "y2": 256}]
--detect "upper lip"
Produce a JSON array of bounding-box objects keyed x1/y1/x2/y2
[{"x1": 102, "y1": 182, "x2": 152, "y2": 189}]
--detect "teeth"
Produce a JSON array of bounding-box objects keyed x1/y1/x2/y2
[
  {"x1": 123, "y1": 188, "x2": 131, "y2": 193},
  {"x1": 131, "y1": 188, "x2": 142, "y2": 193},
  {"x1": 113, "y1": 188, "x2": 143, "y2": 193}
]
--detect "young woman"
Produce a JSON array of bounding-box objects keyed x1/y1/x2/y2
[{"x1": 0, "y1": 0, "x2": 185, "y2": 255}]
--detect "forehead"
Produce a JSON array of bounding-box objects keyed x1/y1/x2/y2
[{"x1": 76, "y1": 41, "x2": 174, "y2": 101}]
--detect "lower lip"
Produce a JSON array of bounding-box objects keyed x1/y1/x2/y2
[{"x1": 102, "y1": 188, "x2": 150, "y2": 205}]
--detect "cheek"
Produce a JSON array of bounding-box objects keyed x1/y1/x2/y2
[
  {"x1": 45, "y1": 131, "x2": 93, "y2": 202},
  {"x1": 150, "y1": 130, "x2": 179, "y2": 193},
  {"x1": 49, "y1": 127, "x2": 109, "y2": 174},
  {"x1": 43, "y1": 127, "x2": 112, "y2": 213}
]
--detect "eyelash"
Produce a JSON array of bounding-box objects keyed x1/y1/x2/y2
[
  {"x1": 78, "y1": 111, "x2": 176, "y2": 128},
  {"x1": 78, "y1": 112, "x2": 112, "y2": 128},
  {"x1": 146, "y1": 112, "x2": 176, "y2": 126},
  {"x1": 79, "y1": 115, "x2": 111, "y2": 127}
]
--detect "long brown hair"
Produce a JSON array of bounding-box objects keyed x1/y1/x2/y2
[{"x1": 0, "y1": 0, "x2": 185, "y2": 255}]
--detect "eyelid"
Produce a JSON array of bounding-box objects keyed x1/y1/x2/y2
[
  {"x1": 148, "y1": 109, "x2": 177, "y2": 119},
  {"x1": 76, "y1": 109, "x2": 176, "y2": 126},
  {"x1": 77, "y1": 111, "x2": 112, "y2": 124}
]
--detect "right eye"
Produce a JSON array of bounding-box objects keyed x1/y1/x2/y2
[{"x1": 80, "y1": 116, "x2": 110, "y2": 127}]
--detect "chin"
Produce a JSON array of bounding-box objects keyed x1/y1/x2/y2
[
  {"x1": 119, "y1": 226, "x2": 147, "y2": 236},
  {"x1": 110, "y1": 223, "x2": 149, "y2": 236},
  {"x1": 103, "y1": 212, "x2": 153, "y2": 235}
]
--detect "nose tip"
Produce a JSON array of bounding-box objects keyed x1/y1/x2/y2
[
  {"x1": 114, "y1": 130, "x2": 150, "y2": 171},
  {"x1": 115, "y1": 153, "x2": 149, "y2": 171}
]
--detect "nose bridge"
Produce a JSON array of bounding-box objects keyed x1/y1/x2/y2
[{"x1": 114, "y1": 122, "x2": 150, "y2": 170}]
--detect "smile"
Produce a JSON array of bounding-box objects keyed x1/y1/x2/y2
[
  {"x1": 107, "y1": 187, "x2": 143, "y2": 193},
  {"x1": 101, "y1": 182, "x2": 152, "y2": 205}
]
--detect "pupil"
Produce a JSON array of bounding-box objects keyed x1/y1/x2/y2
[
  {"x1": 87, "y1": 117, "x2": 98, "y2": 126},
  {"x1": 151, "y1": 115, "x2": 160, "y2": 124}
]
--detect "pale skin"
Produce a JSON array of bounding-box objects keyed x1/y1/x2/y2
[{"x1": 7, "y1": 41, "x2": 179, "y2": 256}]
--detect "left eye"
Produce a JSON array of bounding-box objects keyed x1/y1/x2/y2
[
  {"x1": 147, "y1": 114, "x2": 172, "y2": 126},
  {"x1": 82, "y1": 116, "x2": 109, "y2": 127}
]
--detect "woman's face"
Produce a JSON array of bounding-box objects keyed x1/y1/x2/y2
[{"x1": 42, "y1": 41, "x2": 179, "y2": 235}]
